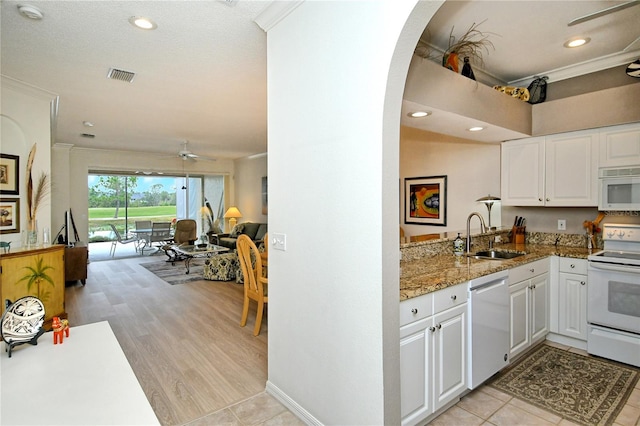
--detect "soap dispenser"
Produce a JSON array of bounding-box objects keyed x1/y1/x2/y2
[{"x1": 453, "y1": 233, "x2": 464, "y2": 256}]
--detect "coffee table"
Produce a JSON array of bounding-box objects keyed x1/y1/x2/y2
[{"x1": 170, "y1": 244, "x2": 230, "y2": 274}]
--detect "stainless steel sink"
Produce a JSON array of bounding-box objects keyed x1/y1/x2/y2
[{"x1": 472, "y1": 250, "x2": 525, "y2": 260}]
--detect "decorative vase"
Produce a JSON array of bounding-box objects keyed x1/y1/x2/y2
[
  {"x1": 27, "y1": 220, "x2": 38, "y2": 247},
  {"x1": 461, "y1": 56, "x2": 476, "y2": 80},
  {"x1": 443, "y1": 52, "x2": 459, "y2": 73}
]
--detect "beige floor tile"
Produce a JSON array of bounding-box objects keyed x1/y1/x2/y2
[
  {"x1": 229, "y1": 393, "x2": 288, "y2": 425},
  {"x1": 615, "y1": 404, "x2": 640, "y2": 426},
  {"x1": 543, "y1": 341, "x2": 570, "y2": 351},
  {"x1": 185, "y1": 408, "x2": 242, "y2": 426},
  {"x1": 558, "y1": 419, "x2": 582, "y2": 426},
  {"x1": 259, "y1": 410, "x2": 306, "y2": 426},
  {"x1": 479, "y1": 386, "x2": 512, "y2": 403},
  {"x1": 627, "y1": 388, "x2": 640, "y2": 408},
  {"x1": 428, "y1": 406, "x2": 484, "y2": 426},
  {"x1": 457, "y1": 388, "x2": 507, "y2": 419},
  {"x1": 488, "y1": 402, "x2": 556, "y2": 426},
  {"x1": 566, "y1": 347, "x2": 589, "y2": 357},
  {"x1": 509, "y1": 398, "x2": 562, "y2": 424}
]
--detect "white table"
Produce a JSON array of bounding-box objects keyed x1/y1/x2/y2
[{"x1": 1, "y1": 321, "x2": 159, "y2": 425}]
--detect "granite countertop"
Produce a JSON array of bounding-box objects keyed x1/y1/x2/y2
[{"x1": 400, "y1": 243, "x2": 593, "y2": 301}]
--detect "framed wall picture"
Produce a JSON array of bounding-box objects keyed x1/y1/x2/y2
[
  {"x1": 405, "y1": 175, "x2": 447, "y2": 226},
  {"x1": 0, "y1": 154, "x2": 19, "y2": 195},
  {"x1": 0, "y1": 198, "x2": 20, "y2": 234}
]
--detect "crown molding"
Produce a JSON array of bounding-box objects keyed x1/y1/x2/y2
[
  {"x1": 1, "y1": 75, "x2": 58, "y2": 101},
  {"x1": 509, "y1": 49, "x2": 640, "y2": 86},
  {"x1": 253, "y1": 1, "x2": 304, "y2": 32}
]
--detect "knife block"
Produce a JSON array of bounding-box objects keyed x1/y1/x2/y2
[{"x1": 511, "y1": 226, "x2": 526, "y2": 244}]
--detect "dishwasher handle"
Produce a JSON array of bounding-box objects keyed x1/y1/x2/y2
[{"x1": 469, "y1": 277, "x2": 508, "y2": 292}]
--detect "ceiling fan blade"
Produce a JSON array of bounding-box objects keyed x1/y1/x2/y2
[{"x1": 568, "y1": 0, "x2": 640, "y2": 26}]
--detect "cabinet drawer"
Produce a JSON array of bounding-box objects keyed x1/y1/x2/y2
[
  {"x1": 433, "y1": 282, "x2": 467, "y2": 313},
  {"x1": 400, "y1": 293, "x2": 433, "y2": 327},
  {"x1": 509, "y1": 258, "x2": 549, "y2": 284},
  {"x1": 559, "y1": 257, "x2": 587, "y2": 275}
]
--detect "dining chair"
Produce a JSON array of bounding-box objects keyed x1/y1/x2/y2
[
  {"x1": 134, "y1": 220, "x2": 152, "y2": 252},
  {"x1": 108, "y1": 224, "x2": 138, "y2": 257},
  {"x1": 237, "y1": 234, "x2": 268, "y2": 336},
  {"x1": 150, "y1": 222, "x2": 172, "y2": 248}
]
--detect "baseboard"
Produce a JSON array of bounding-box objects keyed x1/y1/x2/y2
[
  {"x1": 266, "y1": 380, "x2": 323, "y2": 426},
  {"x1": 546, "y1": 333, "x2": 587, "y2": 351}
]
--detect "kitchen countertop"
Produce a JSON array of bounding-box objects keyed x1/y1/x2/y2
[{"x1": 400, "y1": 243, "x2": 593, "y2": 301}]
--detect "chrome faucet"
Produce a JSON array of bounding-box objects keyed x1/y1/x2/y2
[{"x1": 466, "y1": 212, "x2": 487, "y2": 254}]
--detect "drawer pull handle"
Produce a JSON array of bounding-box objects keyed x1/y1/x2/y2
[
  {"x1": 570, "y1": 264, "x2": 575, "y2": 269},
  {"x1": 411, "y1": 308, "x2": 418, "y2": 314},
  {"x1": 429, "y1": 326, "x2": 436, "y2": 332},
  {"x1": 529, "y1": 268, "x2": 535, "y2": 273},
  {"x1": 436, "y1": 323, "x2": 442, "y2": 330},
  {"x1": 451, "y1": 295, "x2": 457, "y2": 301},
  {"x1": 581, "y1": 281, "x2": 586, "y2": 286}
]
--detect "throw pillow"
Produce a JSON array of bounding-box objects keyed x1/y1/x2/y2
[{"x1": 230, "y1": 223, "x2": 245, "y2": 237}]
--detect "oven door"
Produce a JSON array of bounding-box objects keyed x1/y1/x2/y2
[{"x1": 588, "y1": 262, "x2": 640, "y2": 334}]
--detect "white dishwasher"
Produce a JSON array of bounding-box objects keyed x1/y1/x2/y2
[{"x1": 468, "y1": 270, "x2": 510, "y2": 389}]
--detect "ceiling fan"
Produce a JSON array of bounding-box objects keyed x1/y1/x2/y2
[{"x1": 176, "y1": 140, "x2": 216, "y2": 162}]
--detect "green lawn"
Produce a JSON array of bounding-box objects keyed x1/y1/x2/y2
[{"x1": 89, "y1": 206, "x2": 176, "y2": 219}]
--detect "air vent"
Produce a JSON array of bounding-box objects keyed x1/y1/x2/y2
[
  {"x1": 81, "y1": 133, "x2": 95, "y2": 138},
  {"x1": 107, "y1": 68, "x2": 136, "y2": 83}
]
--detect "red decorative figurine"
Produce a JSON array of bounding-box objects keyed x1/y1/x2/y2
[{"x1": 52, "y1": 317, "x2": 70, "y2": 344}]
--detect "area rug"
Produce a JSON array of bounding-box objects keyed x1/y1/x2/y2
[
  {"x1": 140, "y1": 260, "x2": 205, "y2": 285},
  {"x1": 488, "y1": 344, "x2": 639, "y2": 425}
]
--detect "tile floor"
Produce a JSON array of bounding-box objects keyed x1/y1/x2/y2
[
  {"x1": 430, "y1": 342, "x2": 640, "y2": 426},
  {"x1": 185, "y1": 392, "x2": 305, "y2": 426}
]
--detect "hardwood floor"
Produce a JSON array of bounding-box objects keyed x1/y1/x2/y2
[{"x1": 65, "y1": 256, "x2": 269, "y2": 425}]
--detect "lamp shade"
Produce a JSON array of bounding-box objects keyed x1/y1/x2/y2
[
  {"x1": 476, "y1": 195, "x2": 501, "y2": 203},
  {"x1": 224, "y1": 207, "x2": 243, "y2": 219}
]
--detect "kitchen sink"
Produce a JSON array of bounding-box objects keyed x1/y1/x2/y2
[{"x1": 472, "y1": 250, "x2": 525, "y2": 260}]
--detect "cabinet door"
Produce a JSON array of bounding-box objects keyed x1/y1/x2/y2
[
  {"x1": 400, "y1": 317, "x2": 432, "y2": 424},
  {"x1": 509, "y1": 280, "x2": 530, "y2": 358},
  {"x1": 0, "y1": 248, "x2": 65, "y2": 324},
  {"x1": 599, "y1": 123, "x2": 640, "y2": 168},
  {"x1": 530, "y1": 273, "x2": 550, "y2": 344},
  {"x1": 558, "y1": 273, "x2": 587, "y2": 341},
  {"x1": 501, "y1": 137, "x2": 545, "y2": 206},
  {"x1": 433, "y1": 304, "x2": 466, "y2": 412},
  {"x1": 545, "y1": 130, "x2": 599, "y2": 206}
]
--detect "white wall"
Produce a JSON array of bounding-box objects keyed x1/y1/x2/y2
[
  {"x1": 265, "y1": 1, "x2": 441, "y2": 424},
  {"x1": 400, "y1": 126, "x2": 502, "y2": 236},
  {"x1": 1, "y1": 76, "x2": 56, "y2": 247}
]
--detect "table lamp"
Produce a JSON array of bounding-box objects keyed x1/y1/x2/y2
[
  {"x1": 224, "y1": 207, "x2": 243, "y2": 232},
  {"x1": 476, "y1": 195, "x2": 501, "y2": 230}
]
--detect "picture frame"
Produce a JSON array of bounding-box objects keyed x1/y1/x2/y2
[
  {"x1": 0, "y1": 154, "x2": 19, "y2": 195},
  {"x1": 405, "y1": 175, "x2": 447, "y2": 226},
  {"x1": 0, "y1": 198, "x2": 20, "y2": 234}
]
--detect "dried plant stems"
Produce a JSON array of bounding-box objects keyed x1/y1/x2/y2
[
  {"x1": 443, "y1": 20, "x2": 496, "y2": 68},
  {"x1": 25, "y1": 143, "x2": 50, "y2": 228}
]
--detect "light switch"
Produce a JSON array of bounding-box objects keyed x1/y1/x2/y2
[{"x1": 272, "y1": 233, "x2": 286, "y2": 251}]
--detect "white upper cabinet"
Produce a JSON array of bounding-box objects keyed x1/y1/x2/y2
[
  {"x1": 501, "y1": 130, "x2": 599, "y2": 207},
  {"x1": 599, "y1": 123, "x2": 640, "y2": 168}
]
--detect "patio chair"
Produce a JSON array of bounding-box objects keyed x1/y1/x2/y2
[
  {"x1": 134, "y1": 220, "x2": 152, "y2": 253},
  {"x1": 108, "y1": 224, "x2": 138, "y2": 257}
]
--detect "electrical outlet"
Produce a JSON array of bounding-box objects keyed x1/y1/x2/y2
[
  {"x1": 558, "y1": 219, "x2": 566, "y2": 231},
  {"x1": 272, "y1": 233, "x2": 286, "y2": 251}
]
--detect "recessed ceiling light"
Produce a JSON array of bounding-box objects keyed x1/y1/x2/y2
[
  {"x1": 564, "y1": 37, "x2": 590, "y2": 48},
  {"x1": 408, "y1": 111, "x2": 431, "y2": 118},
  {"x1": 83, "y1": 121, "x2": 94, "y2": 127},
  {"x1": 468, "y1": 126, "x2": 484, "y2": 132},
  {"x1": 129, "y1": 16, "x2": 157, "y2": 30},
  {"x1": 17, "y1": 4, "x2": 44, "y2": 20}
]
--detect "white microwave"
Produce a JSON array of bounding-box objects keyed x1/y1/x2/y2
[{"x1": 599, "y1": 167, "x2": 640, "y2": 211}]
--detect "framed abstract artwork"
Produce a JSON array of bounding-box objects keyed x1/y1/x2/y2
[
  {"x1": 405, "y1": 175, "x2": 447, "y2": 226},
  {"x1": 0, "y1": 198, "x2": 20, "y2": 234},
  {"x1": 0, "y1": 154, "x2": 19, "y2": 195}
]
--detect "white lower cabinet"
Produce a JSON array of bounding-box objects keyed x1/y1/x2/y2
[
  {"x1": 400, "y1": 283, "x2": 467, "y2": 426},
  {"x1": 509, "y1": 258, "x2": 550, "y2": 359},
  {"x1": 558, "y1": 258, "x2": 588, "y2": 341}
]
